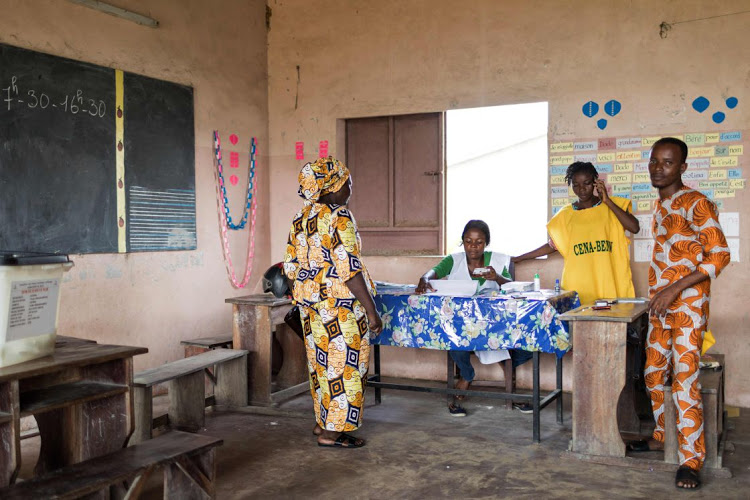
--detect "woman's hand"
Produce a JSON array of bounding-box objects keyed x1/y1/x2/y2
[
  {"x1": 473, "y1": 265, "x2": 497, "y2": 280},
  {"x1": 367, "y1": 310, "x2": 383, "y2": 335},
  {"x1": 415, "y1": 277, "x2": 435, "y2": 294},
  {"x1": 594, "y1": 178, "x2": 609, "y2": 204}
]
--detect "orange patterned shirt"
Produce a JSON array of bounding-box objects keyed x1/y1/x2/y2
[
  {"x1": 284, "y1": 203, "x2": 375, "y2": 310},
  {"x1": 649, "y1": 187, "x2": 730, "y2": 296}
]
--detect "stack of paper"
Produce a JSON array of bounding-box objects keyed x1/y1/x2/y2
[
  {"x1": 500, "y1": 281, "x2": 534, "y2": 293},
  {"x1": 427, "y1": 280, "x2": 478, "y2": 296}
]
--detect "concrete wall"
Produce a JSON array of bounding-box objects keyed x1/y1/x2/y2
[
  {"x1": 3, "y1": 0, "x2": 747, "y2": 406},
  {"x1": 0, "y1": 0, "x2": 270, "y2": 370},
  {"x1": 266, "y1": 0, "x2": 750, "y2": 405}
]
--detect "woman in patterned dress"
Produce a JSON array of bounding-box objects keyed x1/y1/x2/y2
[{"x1": 284, "y1": 157, "x2": 382, "y2": 448}]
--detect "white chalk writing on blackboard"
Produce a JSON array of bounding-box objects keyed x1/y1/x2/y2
[{"x1": 3, "y1": 75, "x2": 106, "y2": 117}]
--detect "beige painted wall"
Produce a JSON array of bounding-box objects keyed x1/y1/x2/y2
[
  {"x1": 0, "y1": 0, "x2": 271, "y2": 371},
  {"x1": 267, "y1": 0, "x2": 750, "y2": 405}
]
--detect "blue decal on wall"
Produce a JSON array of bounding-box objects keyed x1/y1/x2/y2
[
  {"x1": 726, "y1": 97, "x2": 738, "y2": 109},
  {"x1": 582, "y1": 101, "x2": 599, "y2": 118},
  {"x1": 604, "y1": 100, "x2": 621, "y2": 117},
  {"x1": 597, "y1": 118, "x2": 608, "y2": 130},
  {"x1": 712, "y1": 111, "x2": 726, "y2": 124},
  {"x1": 692, "y1": 96, "x2": 710, "y2": 113}
]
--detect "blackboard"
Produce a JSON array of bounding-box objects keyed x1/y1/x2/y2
[{"x1": 0, "y1": 43, "x2": 195, "y2": 254}]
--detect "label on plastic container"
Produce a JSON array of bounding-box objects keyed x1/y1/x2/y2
[{"x1": 7, "y1": 279, "x2": 60, "y2": 341}]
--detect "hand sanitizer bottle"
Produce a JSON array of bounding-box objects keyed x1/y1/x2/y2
[{"x1": 534, "y1": 273, "x2": 541, "y2": 291}]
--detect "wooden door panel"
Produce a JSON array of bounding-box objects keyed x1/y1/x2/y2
[
  {"x1": 346, "y1": 117, "x2": 391, "y2": 227},
  {"x1": 393, "y1": 113, "x2": 441, "y2": 227}
]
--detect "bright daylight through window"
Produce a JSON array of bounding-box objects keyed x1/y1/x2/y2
[{"x1": 446, "y1": 102, "x2": 549, "y2": 256}]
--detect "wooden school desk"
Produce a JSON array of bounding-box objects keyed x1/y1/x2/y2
[
  {"x1": 225, "y1": 294, "x2": 308, "y2": 406},
  {"x1": 0, "y1": 336, "x2": 147, "y2": 486},
  {"x1": 559, "y1": 301, "x2": 649, "y2": 458}
]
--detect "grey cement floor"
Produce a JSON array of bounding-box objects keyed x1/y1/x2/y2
[{"x1": 18, "y1": 384, "x2": 750, "y2": 499}]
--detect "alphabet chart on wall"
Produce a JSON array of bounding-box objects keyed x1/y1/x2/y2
[{"x1": 548, "y1": 131, "x2": 745, "y2": 262}]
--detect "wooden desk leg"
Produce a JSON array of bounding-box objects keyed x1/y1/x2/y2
[
  {"x1": 215, "y1": 355, "x2": 248, "y2": 407},
  {"x1": 232, "y1": 303, "x2": 273, "y2": 406},
  {"x1": 131, "y1": 386, "x2": 153, "y2": 445},
  {"x1": 165, "y1": 448, "x2": 216, "y2": 499},
  {"x1": 169, "y1": 372, "x2": 205, "y2": 432},
  {"x1": 274, "y1": 324, "x2": 308, "y2": 389},
  {"x1": 0, "y1": 381, "x2": 20, "y2": 486},
  {"x1": 34, "y1": 409, "x2": 67, "y2": 476},
  {"x1": 571, "y1": 321, "x2": 628, "y2": 457}
]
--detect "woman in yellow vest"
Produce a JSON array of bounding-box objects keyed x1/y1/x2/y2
[{"x1": 514, "y1": 161, "x2": 640, "y2": 305}]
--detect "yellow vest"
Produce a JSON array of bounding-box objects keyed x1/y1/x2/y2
[{"x1": 547, "y1": 196, "x2": 635, "y2": 305}]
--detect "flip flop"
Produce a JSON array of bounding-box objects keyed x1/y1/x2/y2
[
  {"x1": 317, "y1": 432, "x2": 365, "y2": 448},
  {"x1": 675, "y1": 465, "x2": 701, "y2": 490}
]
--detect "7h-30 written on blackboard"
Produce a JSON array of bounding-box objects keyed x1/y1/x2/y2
[{"x1": 0, "y1": 43, "x2": 196, "y2": 255}]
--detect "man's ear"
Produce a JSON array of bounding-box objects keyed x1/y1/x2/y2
[{"x1": 680, "y1": 162, "x2": 688, "y2": 174}]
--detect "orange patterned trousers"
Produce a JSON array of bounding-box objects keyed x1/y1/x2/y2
[{"x1": 644, "y1": 302, "x2": 706, "y2": 471}]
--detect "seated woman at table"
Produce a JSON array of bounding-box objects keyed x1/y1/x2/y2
[
  {"x1": 415, "y1": 220, "x2": 526, "y2": 416},
  {"x1": 513, "y1": 161, "x2": 639, "y2": 305}
]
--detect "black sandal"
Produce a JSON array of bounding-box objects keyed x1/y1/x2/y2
[
  {"x1": 317, "y1": 432, "x2": 365, "y2": 448},
  {"x1": 675, "y1": 465, "x2": 701, "y2": 490}
]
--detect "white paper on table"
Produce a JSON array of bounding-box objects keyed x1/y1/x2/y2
[
  {"x1": 500, "y1": 281, "x2": 534, "y2": 293},
  {"x1": 427, "y1": 280, "x2": 478, "y2": 296},
  {"x1": 728, "y1": 238, "x2": 740, "y2": 262},
  {"x1": 634, "y1": 240, "x2": 654, "y2": 262},
  {"x1": 719, "y1": 212, "x2": 739, "y2": 237}
]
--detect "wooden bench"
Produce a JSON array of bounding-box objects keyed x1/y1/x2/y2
[
  {"x1": 663, "y1": 354, "x2": 725, "y2": 469},
  {"x1": 0, "y1": 430, "x2": 222, "y2": 499},
  {"x1": 180, "y1": 334, "x2": 233, "y2": 358},
  {"x1": 130, "y1": 348, "x2": 248, "y2": 444}
]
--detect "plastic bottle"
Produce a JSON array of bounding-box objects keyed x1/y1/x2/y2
[
  {"x1": 555, "y1": 279, "x2": 561, "y2": 294},
  {"x1": 534, "y1": 273, "x2": 541, "y2": 291}
]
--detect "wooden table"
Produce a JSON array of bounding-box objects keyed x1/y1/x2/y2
[
  {"x1": 225, "y1": 294, "x2": 308, "y2": 406},
  {"x1": 559, "y1": 301, "x2": 649, "y2": 458},
  {"x1": 0, "y1": 336, "x2": 147, "y2": 486}
]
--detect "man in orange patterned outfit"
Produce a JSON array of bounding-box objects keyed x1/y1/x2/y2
[{"x1": 636, "y1": 137, "x2": 729, "y2": 490}]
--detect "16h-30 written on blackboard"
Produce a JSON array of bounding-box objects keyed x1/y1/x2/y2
[{"x1": 0, "y1": 43, "x2": 196, "y2": 255}]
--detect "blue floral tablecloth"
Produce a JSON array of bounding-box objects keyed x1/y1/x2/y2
[{"x1": 372, "y1": 287, "x2": 580, "y2": 358}]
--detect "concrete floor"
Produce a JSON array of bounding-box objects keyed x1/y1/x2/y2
[{"x1": 18, "y1": 384, "x2": 750, "y2": 499}]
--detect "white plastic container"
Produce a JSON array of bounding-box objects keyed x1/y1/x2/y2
[{"x1": 0, "y1": 253, "x2": 73, "y2": 368}]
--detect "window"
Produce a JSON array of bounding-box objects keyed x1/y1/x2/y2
[
  {"x1": 346, "y1": 113, "x2": 443, "y2": 255},
  {"x1": 345, "y1": 103, "x2": 548, "y2": 257},
  {"x1": 446, "y1": 103, "x2": 548, "y2": 256}
]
